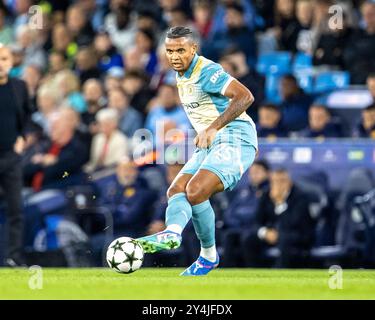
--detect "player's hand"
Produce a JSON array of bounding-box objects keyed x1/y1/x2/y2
[
  {"x1": 265, "y1": 229, "x2": 278, "y2": 245},
  {"x1": 194, "y1": 128, "x2": 218, "y2": 149}
]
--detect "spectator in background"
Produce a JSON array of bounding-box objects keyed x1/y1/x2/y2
[
  {"x1": 159, "y1": 5, "x2": 199, "y2": 49},
  {"x1": 295, "y1": 0, "x2": 313, "y2": 54},
  {"x1": 45, "y1": 51, "x2": 68, "y2": 79},
  {"x1": 192, "y1": 0, "x2": 214, "y2": 40},
  {"x1": 136, "y1": 9, "x2": 161, "y2": 41},
  {"x1": 222, "y1": 160, "x2": 270, "y2": 267},
  {"x1": 343, "y1": 0, "x2": 375, "y2": 84},
  {"x1": 84, "y1": 108, "x2": 128, "y2": 173},
  {"x1": 107, "y1": 87, "x2": 143, "y2": 139},
  {"x1": 211, "y1": 0, "x2": 258, "y2": 35},
  {"x1": 23, "y1": 107, "x2": 89, "y2": 191},
  {"x1": 147, "y1": 162, "x2": 185, "y2": 236},
  {"x1": 76, "y1": 0, "x2": 105, "y2": 32},
  {"x1": 103, "y1": 0, "x2": 137, "y2": 53},
  {"x1": 81, "y1": 79, "x2": 107, "y2": 135},
  {"x1": 104, "y1": 71, "x2": 123, "y2": 93},
  {"x1": 51, "y1": 23, "x2": 78, "y2": 63},
  {"x1": 257, "y1": 103, "x2": 287, "y2": 139},
  {"x1": 8, "y1": 44, "x2": 24, "y2": 78},
  {"x1": 242, "y1": 168, "x2": 315, "y2": 268},
  {"x1": 94, "y1": 30, "x2": 124, "y2": 73},
  {"x1": 300, "y1": 104, "x2": 343, "y2": 138},
  {"x1": 22, "y1": 64, "x2": 42, "y2": 112},
  {"x1": 145, "y1": 83, "x2": 190, "y2": 139},
  {"x1": 353, "y1": 103, "x2": 375, "y2": 139},
  {"x1": 66, "y1": 3, "x2": 95, "y2": 47},
  {"x1": 149, "y1": 45, "x2": 176, "y2": 91},
  {"x1": 219, "y1": 47, "x2": 264, "y2": 121},
  {"x1": 74, "y1": 46, "x2": 101, "y2": 84},
  {"x1": 124, "y1": 28, "x2": 158, "y2": 76},
  {"x1": 204, "y1": 3, "x2": 256, "y2": 66},
  {"x1": 272, "y1": 0, "x2": 301, "y2": 52},
  {"x1": 0, "y1": 7, "x2": 13, "y2": 44},
  {"x1": 15, "y1": 25, "x2": 47, "y2": 71},
  {"x1": 121, "y1": 69, "x2": 155, "y2": 117},
  {"x1": 32, "y1": 84, "x2": 59, "y2": 134},
  {"x1": 90, "y1": 159, "x2": 158, "y2": 266},
  {"x1": 53, "y1": 69, "x2": 87, "y2": 113},
  {"x1": 313, "y1": 11, "x2": 353, "y2": 69},
  {"x1": 367, "y1": 73, "x2": 375, "y2": 102},
  {"x1": 279, "y1": 74, "x2": 313, "y2": 131},
  {"x1": 110, "y1": 160, "x2": 157, "y2": 237}
]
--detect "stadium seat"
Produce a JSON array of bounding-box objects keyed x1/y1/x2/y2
[
  {"x1": 265, "y1": 73, "x2": 282, "y2": 103},
  {"x1": 352, "y1": 189, "x2": 375, "y2": 267},
  {"x1": 314, "y1": 71, "x2": 350, "y2": 94},
  {"x1": 295, "y1": 72, "x2": 314, "y2": 94},
  {"x1": 292, "y1": 52, "x2": 313, "y2": 73},
  {"x1": 256, "y1": 51, "x2": 292, "y2": 75},
  {"x1": 311, "y1": 168, "x2": 375, "y2": 267}
]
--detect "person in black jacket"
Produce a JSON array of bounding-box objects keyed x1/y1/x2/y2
[
  {"x1": 343, "y1": 1, "x2": 375, "y2": 84},
  {"x1": 23, "y1": 107, "x2": 89, "y2": 191},
  {"x1": 242, "y1": 168, "x2": 315, "y2": 268},
  {"x1": 0, "y1": 45, "x2": 31, "y2": 267}
]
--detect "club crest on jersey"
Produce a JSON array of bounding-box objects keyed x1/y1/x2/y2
[{"x1": 179, "y1": 84, "x2": 195, "y2": 97}]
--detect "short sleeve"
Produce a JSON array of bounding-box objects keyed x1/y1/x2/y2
[{"x1": 200, "y1": 63, "x2": 234, "y2": 95}]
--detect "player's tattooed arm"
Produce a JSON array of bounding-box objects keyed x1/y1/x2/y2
[
  {"x1": 208, "y1": 79, "x2": 254, "y2": 131},
  {"x1": 194, "y1": 79, "x2": 254, "y2": 148}
]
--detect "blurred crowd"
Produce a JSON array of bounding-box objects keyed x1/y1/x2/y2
[{"x1": 0, "y1": 0, "x2": 375, "y2": 268}]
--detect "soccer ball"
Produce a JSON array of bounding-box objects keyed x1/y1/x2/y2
[{"x1": 106, "y1": 237, "x2": 144, "y2": 274}]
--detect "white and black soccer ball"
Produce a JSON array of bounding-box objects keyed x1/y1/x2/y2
[{"x1": 106, "y1": 237, "x2": 144, "y2": 274}]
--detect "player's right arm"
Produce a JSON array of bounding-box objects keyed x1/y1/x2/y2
[
  {"x1": 207, "y1": 79, "x2": 254, "y2": 132},
  {"x1": 194, "y1": 64, "x2": 254, "y2": 148}
]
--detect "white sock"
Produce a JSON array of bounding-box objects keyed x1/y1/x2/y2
[
  {"x1": 165, "y1": 224, "x2": 183, "y2": 235},
  {"x1": 200, "y1": 245, "x2": 217, "y2": 262}
]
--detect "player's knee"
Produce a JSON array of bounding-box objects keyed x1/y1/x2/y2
[
  {"x1": 166, "y1": 184, "x2": 186, "y2": 199},
  {"x1": 185, "y1": 183, "x2": 208, "y2": 205}
]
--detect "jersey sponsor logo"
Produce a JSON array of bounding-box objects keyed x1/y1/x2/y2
[
  {"x1": 210, "y1": 69, "x2": 224, "y2": 84},
  {"x1": 182, "y1": 102, "x2": 200, "y2": 109}
]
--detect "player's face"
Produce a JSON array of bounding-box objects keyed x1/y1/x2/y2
[{"x1": 165, "y1": 37, "x2": 197, "y2": 73}]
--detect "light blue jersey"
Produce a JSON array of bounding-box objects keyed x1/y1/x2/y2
[
  {"x1": 177, "y1": 54, "x2": 258, "y2": 190},
  {"x1": 176, "y1": 54, "x2": 257, "y2": 144}
]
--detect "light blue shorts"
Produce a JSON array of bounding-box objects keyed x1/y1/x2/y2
[{"x1": 181, "y1": 121, "x2": 258, "y2": 191}]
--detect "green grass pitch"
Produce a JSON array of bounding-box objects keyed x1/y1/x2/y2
[{"x1": 0, "y1": 268, "x2": 374, "y2": 300}]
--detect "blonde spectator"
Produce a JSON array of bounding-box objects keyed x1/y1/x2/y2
[
  {"x1": 53, "y1": 69, "x2": 87, "y2": 113},
  {"x1": 32, "y1": 84, "x2": 59, "y2": 134},
  {"x1": 85, "y1": 108, "x2": 129, "y2": 173}
]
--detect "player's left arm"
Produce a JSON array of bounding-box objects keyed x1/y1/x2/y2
[{"x1": 194, "y1": 78, "x2": 254, "y2": 148}]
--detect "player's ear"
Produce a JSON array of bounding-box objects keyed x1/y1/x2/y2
[{"x1": 191, "y1": 43, "x2": 198, "y2": 55}]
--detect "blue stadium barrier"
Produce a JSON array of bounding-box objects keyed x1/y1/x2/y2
[
  {"x1": 256, "y1": 51, "x2": 292, "y2": 75},
  {"x1": 292, "y1": 52, "x2": 313, "y2": 73},
  {"x1": 265, "y1": 73, "x2": 283, "y2": 103},
  {"x1": 295, "y1": 72, "x2": 314, "y2": 94},
  {"x1": 257, "y1": 139, "x2": 375, "y2": 191},
  {"x1": 314, "y1": 71, "x2": 350, "y2": 94}
]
